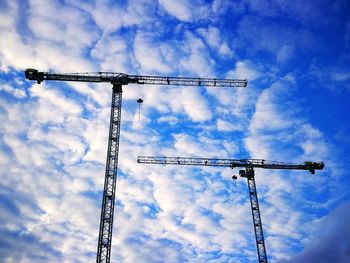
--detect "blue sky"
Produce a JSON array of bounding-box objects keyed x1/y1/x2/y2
[{"x1": 0, "y1": 0, "x2": 350, "y2": 262}]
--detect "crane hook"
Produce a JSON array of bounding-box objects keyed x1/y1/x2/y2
[
  {"x1": 232, "y1": 174, "x2": 238, "y2": 197},
  {"x1": 137, "y1": 98, "x2": 143, "y2": 122}
]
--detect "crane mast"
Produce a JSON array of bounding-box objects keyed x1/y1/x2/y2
[
  {"x1": 137, "y1": 156, "x2": 324, "y2": 263},
  {"x1": 24, "y1": 69, "x2": 247, "y2": 263},
  {"x1": 97, "y1": 83, "x2": 122, "y2": 262}
]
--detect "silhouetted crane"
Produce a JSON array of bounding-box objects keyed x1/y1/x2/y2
[
  {"x1": 25, "y1": 68, "x2": 247, "y2": 263},
  {"x1": 137, "y1": 156, "x2": 324, "y2": 263}
]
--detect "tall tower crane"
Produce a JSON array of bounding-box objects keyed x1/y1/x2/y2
[
  {"x1": 24, "y1": 68, "x2": 247, "y2": 263},
  {"x1": 137, "y1": 156, "x2": 324, "y2": 263}
]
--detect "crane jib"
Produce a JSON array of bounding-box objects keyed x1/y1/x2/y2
[
  {"x1": 24, "y1": 68, "x2": 248, "y2": 87},
  {"x1": 136, "y1": 156, "x2": 324, "y2": 173}
]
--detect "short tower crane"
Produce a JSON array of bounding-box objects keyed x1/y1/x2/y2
[{"x1": 137, "y1": 156, "x2": 324, "y2": 263}]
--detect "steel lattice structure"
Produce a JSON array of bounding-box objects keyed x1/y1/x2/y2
[
  {"x1": 25, "y1": 69, "x2": 247, "y2": 87},
  {"x1": 137, "y1": 156, "x2": 324, "y2": 263},
  {"x1": 96, "y1": 83, "x2": 122, "y2": 262},
  {"x1": 136, "y1": 156, "x2": 324, "y2": 173},
  {"x1": 242, "y1": 168, "x2": 267, "y2": 262},
  {"x1": 25, "y1": 68, "x2": 247, "y2": 263}
]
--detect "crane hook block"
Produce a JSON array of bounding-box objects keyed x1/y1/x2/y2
[{"x1": 137, "y1": 98, "x2": 143, "y2": 104}]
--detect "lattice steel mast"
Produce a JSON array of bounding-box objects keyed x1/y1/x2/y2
[
  {"x1": 25, "y1": 69, "x2": 247, "y2": 263},
  {"x1": 137, "y1": 156, "x2": 324, "y2": 263}
]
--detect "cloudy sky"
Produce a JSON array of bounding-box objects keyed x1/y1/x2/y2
[{"x1": 1, "y1": 0, "x2": 350, "y2": 262}]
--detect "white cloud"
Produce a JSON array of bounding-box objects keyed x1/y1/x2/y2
[
  {"x1": 157, "y1": 115, "x2": 179, "y2": 125},
  {"x1": 308, "y1": 63, "x2": 350, "y2": 91},
  {"x1": 0, "y1": 99, "x2": 31, "y2": 134},
  {"x1": 3, "y1": 135, "x2": 40, "y2": 167},
  {"x1": 173, "y1": 134, "x2": 207, "y2": 156},
  {"x1": 34, "y1": 42, "x2": 95, "y2": 72},
  {"x1": 0, "y1": 30, "x2": 35, "y2": 72},
  {"x1": 30, "y1": 83, "x2": 82, "y2": 115},
  {"x1": 77, "y1": 0, "x2": 156, "y2": 34},
  {"x1": 331, "y1": 71, "x2": 350, "y2": 82},
  {"x1": 90, "y1": 35, "x2": 129, "y2": 72},
  {"x1": 181, "y1": 87, "x2": 212, "y2": 122},
  {"x1": 83, "y1": 2, "x2": 124, "y2": 33},
  {"x1": 134, "y1": 112, "x2": 152, "y2": 130},
  {"x1": 248, "y1": 82, "x2": 294, "y2": 132},
  {"x1": 158, "y1": 0, "x2": 211, "y2": 22},
  {"x1": 137, "y1": 84, "x2": 212, "y2": 123},
  {"x1": 172, "y1": 133, "x2": 229, "y2": 158},
  {"x1": 0, "y1": 1, "x2": 18, "y2": 29},
  {"x1": 27, "y1": 0, "x2": 99, "y2": 52},
  {"x1": 198, "y1": 26, "x2": 234, "y2": 57},
  {"x1": 29, "y1": 16, "x2": 97, "y2": 52},
  {"x1": 0, "y1": 29, "x2": 94, "y2": 73},
  {"x1": 244, "y1": 74, "x2": 323, "y2": 161},
  {"x1": 0, "y1": 83, "x2": 26, "y2": 98},
  {"x1": 180, "y1": 52, "x2": 214, "y2": 76},
  {"x1": 227, "y1": 61, "x2": 262, "y2": 81},
  {"x1": 217, "y1": 119, "x2": 243, "y2": 132},
  {"x1": 245, "y1": 74, "x2": 330, "y2": 164},
  {"x1": 179, "y1": 31, "x2": 215, "y2": 76},
  {"x1": 211, "y1": 0, "x2": 232, "y2": 14},
  {"x1": 0, "y1": 0, "x2": 96, "y2": 72},
  {"x1": 277, "y1": 44, "x2": 295, "y2": 63},
  {"x1": 158, "y1": 0, "x2": 193, "y2": 21},
  {"x1": 83, "y1": 107, "x2": 109, "y2": 164},
  {"x1": 133, "y1": 32, "x2": 173, "y2": 74}
]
